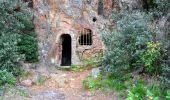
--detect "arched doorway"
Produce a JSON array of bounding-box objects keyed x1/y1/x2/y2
[{"x1": 60, "y1": 34, "x2": 72, "y2": 66}]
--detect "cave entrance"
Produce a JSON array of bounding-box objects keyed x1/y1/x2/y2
[{"x1": 61, "y1": 34, "x2": 72, "y2": 66}]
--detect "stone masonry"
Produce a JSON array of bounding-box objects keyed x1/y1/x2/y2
[{"x1": 33, "y1": 0, "x2": 116, "y2": 70}]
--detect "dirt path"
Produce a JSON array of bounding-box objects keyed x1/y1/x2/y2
[{"x1": 3, "y1": 69, "x2": 117, "y2": 100}]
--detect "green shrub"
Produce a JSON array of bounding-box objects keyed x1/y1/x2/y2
[
  {"x1": 0, "y1": 70, "x2": 16, "y2": 86},
  {"x1": 166, "y1": 90, "x2": 170, "y2": 99},
  {"x1": 146, "y1": 79, "x2": 162, "y2": 100},
  {"x1": 100, "y1": 0, "x2": 170, "y2": 95},
  {"x1": 141, "y1": 42, "x2": 161, "y2": 74},
  {"x1": 83, "y1": 75, "x2": 166, "y2": 99},
  {"x1": 99, "y1": 1, "x2": 170, "y2": 99},
  {"x1": 126, "y1": 80, "x2": 146, "y2": 100},
  {"x1": 0, "y1": 0, "x2": 37, "y2": 75},
  {"x1": 126, "y1": 79, "x2": 162, "y2": 100},
  {"x1": 152, "y1": 0, "x2": 170, "y2": 17},
  {"x1": 112, "y1": 80, "x2": 126, "y2": 92},
  {"x1": 82, "y1": 76, "x2": 99, "y2": 90},
  {"x1": 19, "y1": 32, "x2": 38, "y2": 63},
  {"x1": 101, "y1": 10, "x2": 152, "y2": 77},
  {"x1": 17, "y1": 10, "x2": 38, "y2": 63},
  {"x1": 159, "y1": 24, "x2": 170, "y2": 90},
  {"x1": 82, "y1": 75, "x2": 121, "y2": 91},
  {"x1": 146, "y1": 90, "x2": 159, "y2": 100},
  {"x1": 126, "y1": 90, "x2": 143, "y2": 100},
  {"x1": 0, "y1": 32, "x2": 24, "y2": 76}
]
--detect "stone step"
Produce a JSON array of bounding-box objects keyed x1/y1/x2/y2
[{"x1": 57, "y1": 66, "x2": 70, "y2": 70}]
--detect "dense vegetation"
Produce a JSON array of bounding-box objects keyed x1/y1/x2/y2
[
  {"x1": 84, "y1": 0, "x2": 170, "y2": 99},
  {"x1": 0, "y1": 0, "x2": 38, "y2": 86}
]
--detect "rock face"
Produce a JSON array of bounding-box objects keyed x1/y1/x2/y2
[{"x1": 33, "y1": 0, "x2": 116, "y2": 70}]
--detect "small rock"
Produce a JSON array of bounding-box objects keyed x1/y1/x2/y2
[
  {"x1": 91, "y1": 68, "x2": 100, "y2": 79},
  {"x1": 21, "y1": 79, "x2": 33, "y2": 87}
]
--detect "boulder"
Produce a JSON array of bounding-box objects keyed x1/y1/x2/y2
[
  {"x1": 91, "y1": 68, "x2": 100, "y2": 79},
  {"x1": 20, "y1": 79, "x2": 33, "y2": 87}
]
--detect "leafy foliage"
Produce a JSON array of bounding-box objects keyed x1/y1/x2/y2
[
  {"x1": 82, "y1": 75, "x2": 115, "y2": 91},
  {"x1": 101, "y1": 10, "x2": 152, "y2": 77},
  {"x1": 0, "y1": 70, "x2": 16, "y2": 86},
  {"x1": 152, "y1": 0, "x2": 170, "y2": 17},
  {"x1": 160, "y1": 25, "x2": 170, "y2": 89},
  {"x1": 19, "y1": 32, "x2": 38, "y2": 63},
  {"x1": 141, "y1": 42, "x2": 161, "y2": 74},
  {"x1": 126, "y1": 80, "x2": 146, "y2": 100},
  {"x1": 0, "y1": 1, "x2": 25, "y2": 75},
  {"x1": 99, "y1": 0, "x2": 170, "y2": 99},
  {"x1": 83, "y1": 73, "x2": 129, "y2": 95},
  {"x1": 0, "y1": 0, "x2": 38, "y2": 75},
  {"x1": 166, "y1": 90, "x2": 170, "y2": 99}
]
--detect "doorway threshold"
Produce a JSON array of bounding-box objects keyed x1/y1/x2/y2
[{"x1": 57, "y1": 66, "x2": 70, "y2": 69}]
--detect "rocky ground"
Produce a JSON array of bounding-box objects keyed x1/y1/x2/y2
[{"x1": 2, "y1": 69, "x2": 117, "y2": 100}]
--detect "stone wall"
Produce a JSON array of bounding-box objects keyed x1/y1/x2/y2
[{"x1": 33, "y1": 0, "x2": 114, "y2": 70}]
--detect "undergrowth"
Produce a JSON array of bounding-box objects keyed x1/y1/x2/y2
[
  {"x1": 70, "y1": 65, "x2": 85, "y2": 72},
  {"x1": 83, "y1": 74, "x2": 169, "y2": 99}
]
